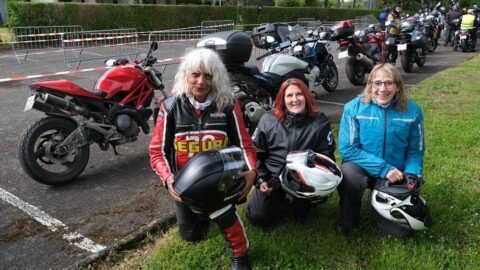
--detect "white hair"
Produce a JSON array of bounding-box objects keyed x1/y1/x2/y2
[{"x1": 172, "y1": 48, "x2": 233, "y2": 111}]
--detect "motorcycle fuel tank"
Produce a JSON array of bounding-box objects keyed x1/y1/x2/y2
[
  {"x1": 94, "y1": 64, "x2": 147, "y2": 99},
  {"x1": 261, "y1": 54, "x2": 308, "y2": 76}
]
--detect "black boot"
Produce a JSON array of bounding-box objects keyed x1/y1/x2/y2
[{"x1": 231, "y1": 254, "x2": 251, "y2": 270}]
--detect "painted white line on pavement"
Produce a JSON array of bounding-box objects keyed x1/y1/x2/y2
[
  {"x1": 316, "y1": 100, "x2": 346, "y2": 106},
  {"x1": 0, "y1": 187, "x2": 106, "y2": 253}
]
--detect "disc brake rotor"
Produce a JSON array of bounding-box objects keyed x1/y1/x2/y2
[{"x1": 43, "y1": 141, "x2": 75, "y2": 164}]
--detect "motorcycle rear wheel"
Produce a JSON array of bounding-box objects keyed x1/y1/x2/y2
[
  {"x1": 345, "y1": 58, "x2": 366, "y2": 86},
  {"x1": 19, "y1": 117, "x2": 90, "y2": 185},
  {"x1": 321, "y1": 59, "x2": 339, "y2": 92},
  {"x1": 461, "y1": 40, "x2": 467, "y2": 52}
]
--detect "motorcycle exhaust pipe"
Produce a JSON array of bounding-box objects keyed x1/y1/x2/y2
[
  {"x1": 38, "y1": 93, "x2": 86, "y2": 115},
  {"x1": 245, "y1": 101, "x2": 266, "y2": 124},
  {"x1": 356, "y1": 53, "x2": 374, "y2": 70}
]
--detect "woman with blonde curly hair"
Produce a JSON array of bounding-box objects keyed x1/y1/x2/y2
[{"x1": 149, "y1": 48, "x2": 257, "y2": 270}]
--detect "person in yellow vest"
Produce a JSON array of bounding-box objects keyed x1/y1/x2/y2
[
  {"x1": 385, "y1": 4, "x2": 402, "y2": 64},
  {"x1": 458, "y1": 9, "x2": 478, "y2": 51}
]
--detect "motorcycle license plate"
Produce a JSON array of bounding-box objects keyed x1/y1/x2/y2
[
  {"x1": 397, "y1": 43, "x2": 407, "y2": 51},
  {"x1": 460, "y1": 35, "x2": 467, "y2": 40},
  {"x1": 24, "y1": 94, "x2": 36, "y2": 112},
  {"x1": 338, "y1": 50, "x2": 349, "y2": 59}
]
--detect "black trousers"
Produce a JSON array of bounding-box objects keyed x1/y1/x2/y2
[
  {"x1": 337, "y1": 162, "x2": 412, "y2": 237},
  {"x1": 444, "y1": 24, "x2": 453, "y2": 46},
  {"x1": 245, "y1": 187, "x2": 314, "y2": 227},
  {"x1": 175, "y1": 201, "x2": 249, "y2": 258}
]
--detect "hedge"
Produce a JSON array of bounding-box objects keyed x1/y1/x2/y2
[{"x1": 6, "y1": 2, "x2": 380, "y2": 31}]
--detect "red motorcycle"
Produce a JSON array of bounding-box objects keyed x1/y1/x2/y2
[
  {"x1": 332, "y1": 21, "x2": 386, "y2": 85},
  {"x1": 19, "y1": 42, "x2": 166, "y2": 185}
]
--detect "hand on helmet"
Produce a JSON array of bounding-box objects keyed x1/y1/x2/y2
[
  {"x1": 386, "y1": 168, "x2": 404, "y2": 184},
  {"x1": 238, "y1": 170, "x2": 256, "y2": 201},
  {"x1": 259, "y1": 181, "x2": 273, "y2": 196},
  {"x1": 166, "y1": 175, "x2": 182, "y2": 202}
]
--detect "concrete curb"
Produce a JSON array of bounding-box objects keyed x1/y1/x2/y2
[{"x1": 67, "y1": 214, "x2": 177, "y2": 270}]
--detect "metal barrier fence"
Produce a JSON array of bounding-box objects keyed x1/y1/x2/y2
[
  {"x1": 61, "y1": 28, "x2": 138, "y2": 69},
  {"x1": 352, "y1": 14, "x2": 379, "y2": 30},
  {"x1": 297, "y1": 18, "x2": 316, "y2": 26},
  {"x1": 10, "y1": 25, "x2": 83, "y2": 63},
  {"x1": 201, "y1": 20, "x2": 235, "y2": 31},
  {"x1": 148, "y1": 29, "x2": 218, "y2": 65}
]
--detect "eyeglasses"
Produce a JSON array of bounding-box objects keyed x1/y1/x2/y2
[{"x1": 371, "y1": 80, "x2": 396, "y2": 88}]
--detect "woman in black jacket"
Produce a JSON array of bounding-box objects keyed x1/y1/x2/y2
[{"x1": 245, "y1": 78, "x2": 336, "y2": 227}]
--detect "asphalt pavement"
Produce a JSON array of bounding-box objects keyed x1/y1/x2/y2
[{"x1": 0, "y1": 42, "x2": 478, "y2": 270}]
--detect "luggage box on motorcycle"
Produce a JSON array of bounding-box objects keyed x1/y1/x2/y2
[
  {"x1": 196, "y1": 30, "x2": 253, "y2": 65},
  {"x1": 329, "y1": 20, "x2": 355, "y2": 40},
  {"x1": 251, "y1": 23, "x2": 290, "y2": 49}
]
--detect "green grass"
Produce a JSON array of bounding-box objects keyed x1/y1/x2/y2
[
  {"x1": 140, "y1": 55, "x2": 480, "y2": 270},
  {"x1": 0, "y1": 27, "x2": 10, "y2": 42}
]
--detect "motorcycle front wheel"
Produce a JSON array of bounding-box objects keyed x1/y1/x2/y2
[
  {"x1": 345, "y1": 58, "x2": 366, "y2": 86},
  {"x1": 19, "y1": 117, "x2": 90, "y2": 185},
  {"x1": 401, "y1": 51, "x2": 415, "y2": 73},
  {"x1": 416, "y1": 48, "x2": 427, "y2": 67},
  {"x1": 321, "y1": 59, "x2": 339, "y2": 92}
]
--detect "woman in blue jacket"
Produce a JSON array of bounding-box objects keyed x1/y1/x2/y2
[{"x1": 335, "y1": 63, "x2": 424, "y2": 236}]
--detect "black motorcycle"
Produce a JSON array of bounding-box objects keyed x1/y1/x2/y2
[
  {"x1": 454, "y1": 29, "x2": 476, "y2": 52},
  {"x1": 396, "y1": 19, "x2": 428, "y2": 73}
]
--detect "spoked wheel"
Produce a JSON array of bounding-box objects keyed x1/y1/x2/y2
[
  {"x1": 18, "y1": 117, "x2": 90, "y2": 185},
  {"x1": 321, "y1": 59, "x2": 339, "y2": 92},
  {"x1": 345, "y1": 58, "x2": 366, "y2": 86}
]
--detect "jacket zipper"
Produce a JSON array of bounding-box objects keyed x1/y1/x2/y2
[
  {"x1": 287, "y1": 115, "x2": 297, "y2": 152},
  {"x1": 382, "y1": 108, "x2": 387, "y2": 159}
]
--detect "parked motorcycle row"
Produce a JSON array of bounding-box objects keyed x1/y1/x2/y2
[{"x1": 17, "y1": 14, "x2": 472, "y2": 185}]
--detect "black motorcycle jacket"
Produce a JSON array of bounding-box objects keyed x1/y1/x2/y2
[
  {"x1": 252, "y1": 110, "x2": 336, "y2": 182},
  {"x1": 150, "y1": 95, "x2": 256, "y2": 185}
]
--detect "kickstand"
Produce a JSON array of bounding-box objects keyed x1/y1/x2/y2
[{"x1": 112, "y1": 145, "x2": 120, "y2": 155}]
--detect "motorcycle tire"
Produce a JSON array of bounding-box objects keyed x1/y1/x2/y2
[
  {"x1": 416, "y1": 48, "x2": 426, "y2": 67},
  {"x1": 461, "y1": 40, "x2": 467, "y2": 52},
  {"x1": 321, "y1": 59, "x2": 339, "y2": 92},
  {"x1": 427, "y1": 38, "x2": 438, "y2": 53},
  {"x1": 401, "y1": 51, "x2": 414, "y2": 73},
  {"x1": 345, "y1": 58, "x2": 366, "y2": 86},
  {"x1": 19, "y1": 117, "x2": 90, "y2": 185}
]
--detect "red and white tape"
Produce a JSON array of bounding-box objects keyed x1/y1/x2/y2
[{"x1": 0, "y1": 56, "x2": 184, "y2": 83}]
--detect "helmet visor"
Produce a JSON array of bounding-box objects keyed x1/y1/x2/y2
[{"x1": 218, "y1": 147, "x2": 246, "y2": 192}]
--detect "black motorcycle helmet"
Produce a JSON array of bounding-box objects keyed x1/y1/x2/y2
[{"x1": 173, "y1": 146, "x2": 247, "y2": 213}]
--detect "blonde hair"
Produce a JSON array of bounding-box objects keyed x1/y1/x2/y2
[
  {"x1": 172, "y1": 48, "x2": 233, "y2": 111},
  {"x1": 362, "y1": 63, "x2": 407, "y2": 110}
]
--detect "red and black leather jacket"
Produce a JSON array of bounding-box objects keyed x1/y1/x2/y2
[{"x1": 149, "y1": 95, "x2": 256, "y2": 185}]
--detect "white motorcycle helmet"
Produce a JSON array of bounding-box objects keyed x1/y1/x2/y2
[
  {"x1": 370, "y1": 175, "x2": 432, "y2": 231},
  {"x1": 280, "y1": 150, "x2": 342, "y2": 202}
]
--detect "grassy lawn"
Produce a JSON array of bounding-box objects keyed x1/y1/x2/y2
[{"x1": 101, "y1": 55, "x2": 480, "y2": 270}]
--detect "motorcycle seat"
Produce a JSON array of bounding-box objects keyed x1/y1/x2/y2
[
  {"x1": 227, "y1": 64, "x2": 260, "y2": 76},
  {"x1": 35, "y1": 80, "x2": 103, "y2": 100}
]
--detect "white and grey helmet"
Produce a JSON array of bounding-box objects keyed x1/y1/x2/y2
[
  {"x1": 280, "y1": 150, "x2": 342, "y2": 202},
  {"x1": 370, "y1": 175, "x2": 432, "y2": 231}
]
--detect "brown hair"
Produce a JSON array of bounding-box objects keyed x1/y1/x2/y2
[
  {"x1": 273, "y1": 78, "x2": 318, "y2": 122},
  {"x1": 362, "y1": 63, "x2": 407, "y2": 111}
]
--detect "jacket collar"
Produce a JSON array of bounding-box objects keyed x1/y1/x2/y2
[{"x1": 285, "y1": 109, "x2": 308, "y2": 125}]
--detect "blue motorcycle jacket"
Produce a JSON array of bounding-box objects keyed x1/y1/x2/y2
[{"x1": 339, "y1": 96, "x2": 424, "y2": 178}]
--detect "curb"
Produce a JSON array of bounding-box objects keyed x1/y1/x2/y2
[{"x1": 66, "y1": 214, "x2": 177, "y2": 270}]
